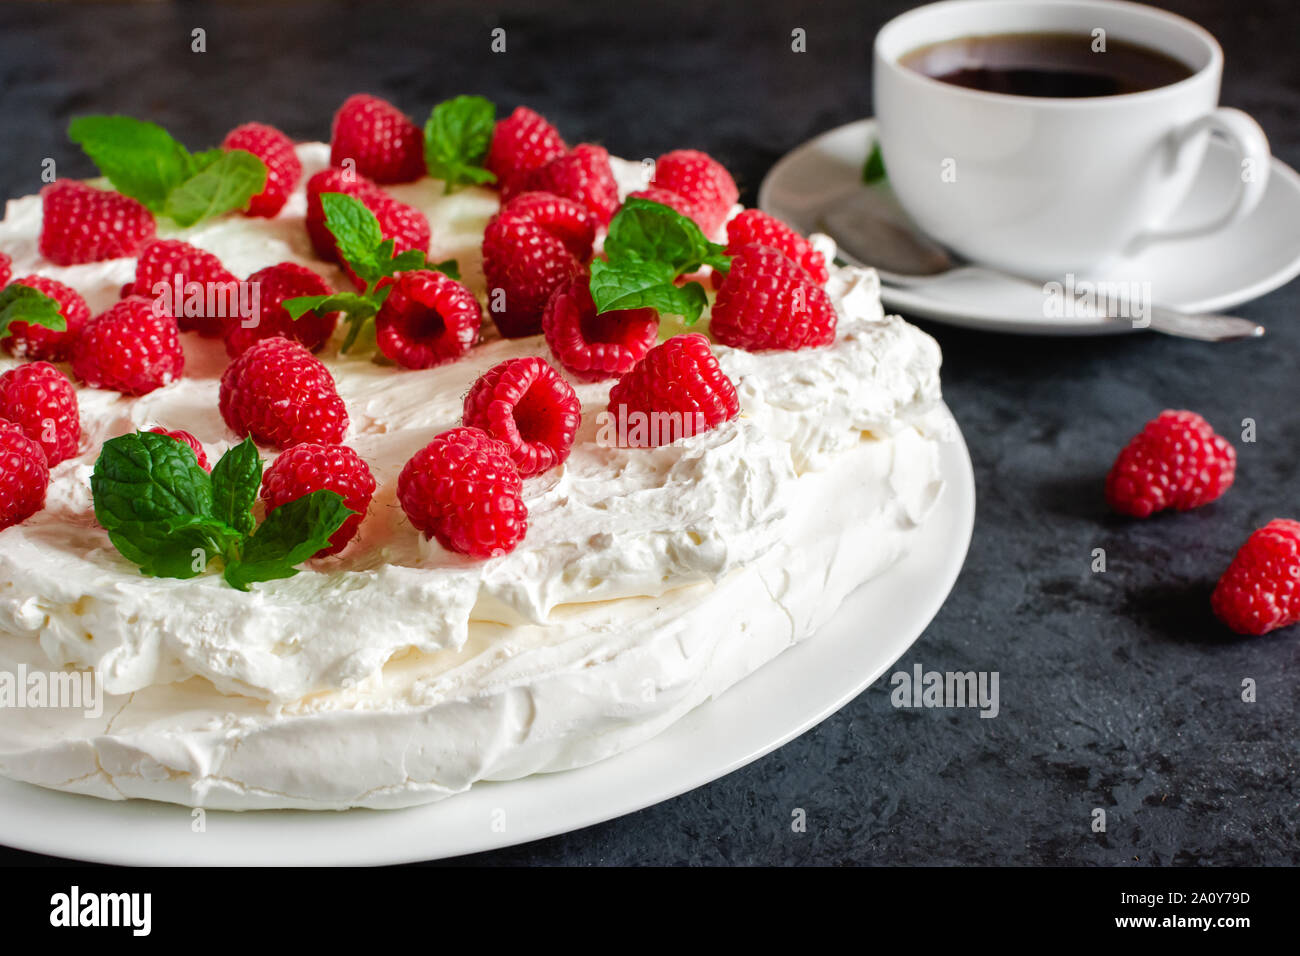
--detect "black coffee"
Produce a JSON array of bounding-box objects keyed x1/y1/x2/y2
[{"x1": 900, "y1": 31, "x2": 1194, "y2": 98}]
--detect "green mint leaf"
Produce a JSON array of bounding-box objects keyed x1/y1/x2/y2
[
  {"x1": 209, "y1": 437, "x2": 262, "y2": 536},
  {"x1": 391, "y1": 250, "x2": 429, "y2": 274},
  {"x1": 282, "y1": 294, "x2": 333, "y2": 321},
  {"x1": 67, "y1": 115, "x2": 191, "y2": 212},
  {"x1": 376, "y1": 243, "x2": 424, "y2": 280},
  {"x1": 605, "y1": 197, "x2": 731, "y2": 276},
  {"x1": 107, "y1": 515, "x2": 239, "y2": 580},
  {"x1": 321, "y1": 192, "x2": 385, "y2": 280},
  {"x1": 0, "y1": 284, "x2": 67, "y2": 342},
  {"x1": 429, "y1": 258, "x2": 461, "y2": 280},
  {"x1": 439, "y1": 164, "x2": 497, "y2": 191},
  {"x1": 862, "y1": 142, "x2": 887, "y2": 184},
  {"x1": 184, "y1": 147, "x2": 225, "y2": 178},
  {"x1": 223, "y1": 490, "x2": 353, "y2": 591},
  {"x1": 164, "y1": 149, "x2": 268, "y2": 227},
  {"x1": 424, "y1": 95, "x2": 498, "y2": 192},
  {"x1": 283, "y1": 292, "x2": 374, "y2": 322},
  {"x1": 589, "y1": 258, "x2": 709, "y2": 325},
  {"x1": 91, "y1": 431, "x2": 215, "y2": 529}
]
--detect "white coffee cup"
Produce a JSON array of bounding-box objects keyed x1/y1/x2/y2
[{"x1": 873, "y1": 0, "x2": 1271, "y2": 276}]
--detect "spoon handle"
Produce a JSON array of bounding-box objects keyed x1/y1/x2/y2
[
  {"x1": 874, "y1": 264, "x2": 1266, "y2": 342},
  {"x1": 1146, "y1": 306, "x2": 1265, "y2": 342},
  {"x1": 953, "y1": 266, "x2": 1265, "y2": 339}
]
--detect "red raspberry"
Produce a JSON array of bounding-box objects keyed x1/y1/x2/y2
[
  {"x1": 462, "y1": 356, "x2": 580, "y2": 477},
  {"x1": 485, "y1": 107, "x2": 567, "y2": 192},
  {"x1": 260, "y1": 442, "x2": 375, "y2": 556},
  {"x1": 0, "y1": 419, "x2": 49, "y2": 530},
  {"x1": 219, "y1": 337, "x2": 348, "y2": 450},
  {"x1": 128, "y1": 239, "x2": 241, "y2": 338},
  {"x1": 482, "y1": 213, "x2": 583, "y2": 338},
  {"x1": 0, "y1": 252, "x2": 10, "y2": 286},
  {"x1": 1211, "y1": 519, "x2": 1300, "y2": 636},
  {"x1": 397, "y1": 426, "x2": 527, "y2": 558},
  {"x1": 149, "y1": 426, "x2": 209, "y2": 471},
  {"x1": 305, "y1": 168, "x2": 430, "y2": 288},
  {"x1": 710, "y1": 244, "x2": 837, "y2": 352},
  {"x1": 497, "y1": 191, "x2": 596, "y2": 261},
  {"x1": 72, "y1": 297, "x2": 184, "y2": 396},
  {"x1": 0, "y1": 362, "x2": 79, "y2": 466},
  {"x1": 38, "y1": 180, "x2": 155, "y2": 266},
  {"x1": 365, "y1": 199, "x2": 430, "y2": 264},
  {"x1": 627, "y1": 187, "x2": 705, "y2": 229},
  {"x1": 650, "y1": 150, "x2": 738, "y2": 237},
  {"x1": 542, "y1": 274, "x2": 658, "y2": 382},
  {"x1": 374, "y1": 270, "x2": 481, "y2": 370},
  {"x1": 222, "y1": 122, "x2": 302, "y2": 218},
  {"x1": 1, "y1": 275, "x2": 90, "y2": 361},
  {"x1": 606, "y1": 333, "x2": 739, "y2": 447},
  {"x1": 330, "y1": 94, "x2": 425, "y2": 184},
  {"x1": 1105, "y1": 411, "x2": 1237, "y2": 518},
  {"x1": 723, "y1": 210, "x2": 828, "y2": 284},
  {"x1": 224, "y1": 262, "x2": 338, "y2": 358},
  {"x1": 507, "y1": 144, "x2": 620, "y2": 225}
]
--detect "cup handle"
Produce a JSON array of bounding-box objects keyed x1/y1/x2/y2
[{"x1": 1129, "y1": 107, "x2": 1271, "y2": 252}]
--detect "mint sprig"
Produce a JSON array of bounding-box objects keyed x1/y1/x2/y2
[
  {"x1": 68, "y1": 115, "x2": 268, "y2": 227},
  {"x1": 862, "y1": 142, "x2": 887, "y2": 185},
  {"x1": 0, "y1": 284, "x2": 67, "y2": 342},
  {"x1": 424, "y1": 95, "x2": 497, "y2": 192},
  {"x1": 319, "y1": 192, "x2": 429, "y2": 285},
  {"x1": 590, "y1": 198, "x2": 731, "y2": 324},
  {"x1": 91, "y1": 432, "x2": 352, "y2": 591},
  {"x1": 283, "y1": 192, "x2": 460, "y2": 353}
]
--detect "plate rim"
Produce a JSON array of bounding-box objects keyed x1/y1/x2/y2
[
  {"x1": 0, "y1": 411, "x2": 975, "y2": 866},
  {"x1": 758, "y1": 117, "x2": 1300, "y2": 333}
]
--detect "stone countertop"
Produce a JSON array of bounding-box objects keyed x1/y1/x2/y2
[{"x1": 0, "y1": 0, "x2": 1294, "y2": 865}]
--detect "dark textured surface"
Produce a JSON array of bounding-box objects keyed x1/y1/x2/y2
[{"x1": 0, "y1": 0, "x2": 1296, "y2": 866}]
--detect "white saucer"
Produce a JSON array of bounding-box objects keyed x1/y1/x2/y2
[
  {"x1": 759, "y1": 119, "x2": 1300, "y2": 335},
  {"x1": 0, "y1": 419, "x2": 974, "y2": 865}
]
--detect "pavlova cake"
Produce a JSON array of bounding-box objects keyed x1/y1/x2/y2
[{"x1": 0, "y1": 95, "x2": 947, "y2": 809}]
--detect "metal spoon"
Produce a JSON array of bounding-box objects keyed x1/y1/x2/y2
[{"x1": 816, "y1": 190, "x2": 1264, "y2": 342}]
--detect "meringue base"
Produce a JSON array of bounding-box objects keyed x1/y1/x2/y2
[{"x1": 0, "y1": 425, "x2": 942, "y2": 810}]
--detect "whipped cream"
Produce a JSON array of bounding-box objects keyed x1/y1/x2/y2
[{"x1": 0, "y1": 145, "x2": 947, "y2": 808}]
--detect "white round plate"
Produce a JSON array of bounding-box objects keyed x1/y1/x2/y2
[
  {"x1": 0, "y1": 415, "x2": 974, "y2": 866},
  {"x1": 759, "y1": 119, "x2": 1300, "y2": 335}
]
